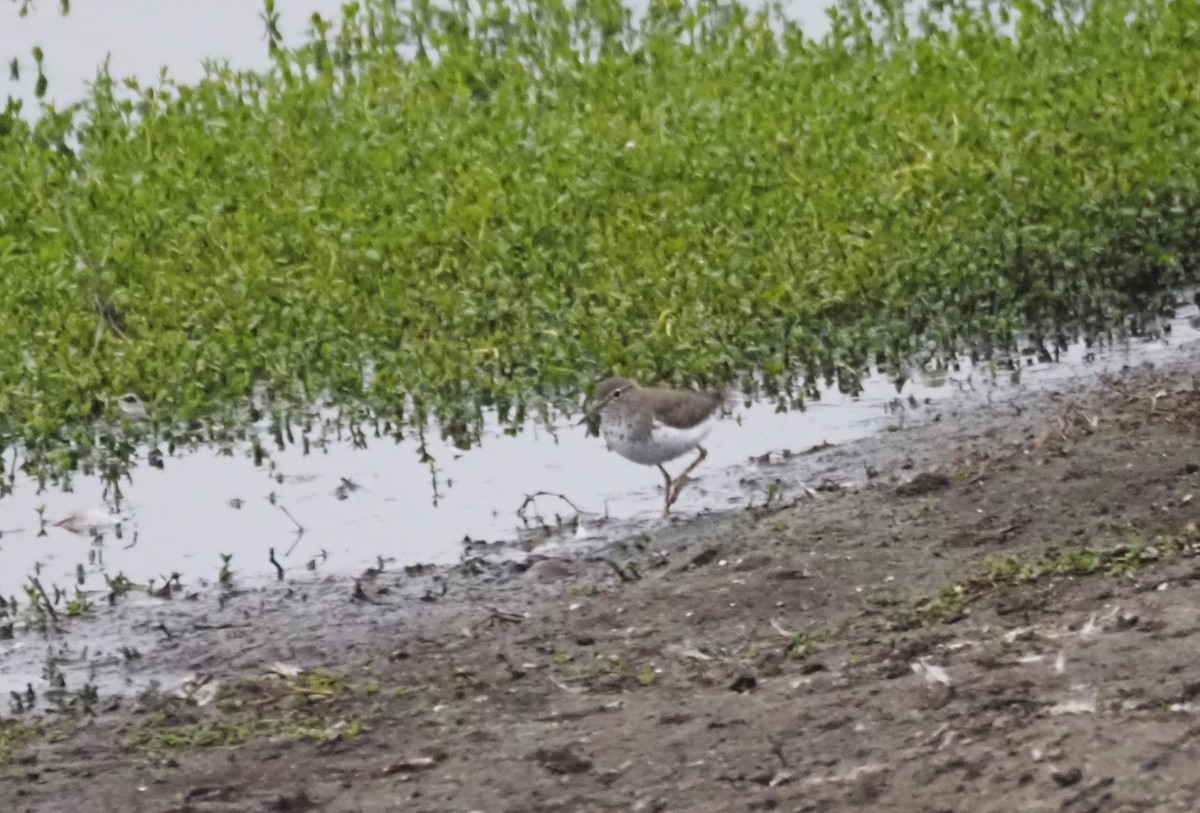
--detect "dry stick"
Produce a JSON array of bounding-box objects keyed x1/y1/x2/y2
[
  {"x1": 467, "y1": 599, "x2": 525, "y2": 626},
  {"x1": 278, "y1": 505, "x2": 305, "y2": 533},
  {"x1": 516, "y1": 491, "x2": 585, "y2": 523},
  {"x1": 279, "y1": 506, "x2": 306, "y2": 557},
  {"x1": 268, "y1": 547, "x2": 284, "y2": 581},
  {"x1": 27, "y1": 577, "x2": 58, "y2": 620}
]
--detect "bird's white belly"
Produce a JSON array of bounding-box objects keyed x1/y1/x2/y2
[{"x1": 602, "y1": 415, "x2": 715, "y2": 465}]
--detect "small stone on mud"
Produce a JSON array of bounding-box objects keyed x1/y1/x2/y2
[
  {"x1": 525, "y1": 558, "x2": 574, "y2": 582},
  {"x1": 895, "y1": 472, "x2": 951, "y2": 497},
  {"x1": 1051, "y1": 766, "x2": 1083, "y2": 787},
  {"x1": 917, "y1": 682, "x2": 953, "y2": 710},
  {"x1": 845, "y1": 772, "x2": 887, "y2": 804},
  {"x1": 529, "y1": 745, "x2": 593, "y2": 775},
  {"x1": 1181, "y1": 680, "x2": 1200, "y2": 701},
  {"x1": 380, "y1": 755, "x2": 439, "y2": 774},
  {"x1": 268, "y1": 789, "x2": 315, "y2": 811},
  {"x1": 733, "y1": 554, "x2": 772, "y2": 572},
  {"x1": 729, "y1": 675, "x2": 757, "y2": 693}
]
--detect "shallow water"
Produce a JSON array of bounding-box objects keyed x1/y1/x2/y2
[
  {"x1": 1, "y1": 303, "x2": 1197, "y2": 602},
  {"x1": 0, "y1": 0, "x2": 1187, "y2": 606}
]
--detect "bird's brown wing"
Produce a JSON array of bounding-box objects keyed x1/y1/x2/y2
[{"x1": 648, "y1": 388, "x2": 725, "y2": 429}]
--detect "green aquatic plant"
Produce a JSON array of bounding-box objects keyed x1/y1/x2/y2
[{"x1": 0, "y1": 0, "x2": 1198, "y2": 486}]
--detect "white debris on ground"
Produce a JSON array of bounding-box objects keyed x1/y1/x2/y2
[
  {"x1": 171, "y1": 673, "x2": 221, "y2": 706},
  {"x1": 912, "y1": 658, "x2": 952, "y2": 686}
]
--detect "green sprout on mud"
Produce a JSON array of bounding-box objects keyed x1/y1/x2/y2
[
  {"x1": 104, "y1": 571, "x2": 135, "y2": 602},
  {"x1": 292, "y1": 669, "x2": 346, "y2": 697},
  {"x1": 64, "y1": 590, "x2": 92, "y2": 618},
  {"x1": 217, "y1": 553, "x2": 233, "y2": 587},
  {"x1": 898, "y1": 584, "x2": 970, "y2": 628},
  {"x1": 982, "y1": 536, "x2": 1186, "y2": 586},
  {"x1": 785, "y1": 629, "x2": 833, "y2": 661},
  {"x1": 0, "y1": 720, "x2": 41, "y2": 765},
  {"x1": 123, "y1": 714, "x2": 350, "y2": 751},
  {"x1": 897, "y1": 532, "x2": 1200, "y2": 629},
  {"x1": 121, "y1": 669, "x2": 366, "y2": 752},
  {"x1": 0, "y1": 720, "x2": 74, "y2": 769},
  {"x1": 21, "y1": 577, "x2": 57, "y2": 630}
]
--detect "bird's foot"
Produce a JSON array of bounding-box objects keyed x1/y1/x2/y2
[{"x1": 666, "y1": 474, "x2": 692, "y2": 512}]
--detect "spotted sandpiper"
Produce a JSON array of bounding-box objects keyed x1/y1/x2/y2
[{"x1": 583, "y1": 377, "x2": 728, "y2": 516}]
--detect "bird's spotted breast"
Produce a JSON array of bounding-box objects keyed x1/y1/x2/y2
[{"x1": 602, "y1": 413, "x2": 716, "y2": 466}]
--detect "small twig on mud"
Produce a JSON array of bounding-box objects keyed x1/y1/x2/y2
[
  {"x1": 268, "y1": 547, "x2": 284, "y2": 581},
  {"x1": 770, "y1": 618, "x2": 800, "y2": 638},
  {"x1": 1149, "y1": 388, "x2": 1170, "y2": 415},
  {"x1": 749, "y1": 494, "x2": 803, "y2": 518},
  {"x1": 1097, "y1": 375, "x2": 1135, "y2": 400},
  {"x1": 481, "y1": 606, "x2": 526, "y2": 626},
  {"x1": 549, "y1": 676, "x2": 586, "y2": 695},
  {"x1": 380, "y1": 756, "x2": 440, "y2": 775}
]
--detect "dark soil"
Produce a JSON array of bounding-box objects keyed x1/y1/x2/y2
[{"x1": 6, "y1": 362, "x2": 1200, "y2": 812}]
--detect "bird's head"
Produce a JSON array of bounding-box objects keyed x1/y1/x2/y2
[{"x1": 578, "y1": 376, "x2": 638, "y2": 424}]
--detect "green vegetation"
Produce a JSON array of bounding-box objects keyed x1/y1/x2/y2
[
  {"x1": 785, "y1": 628, "x2": 832, "y2": 660},
  {"x1": 2, "y1": 0, "x2": 1199, "y2": 483},
  {"x1": 124, "y1": 669, "x2": 363, "y2": 751},
  {"x1": 123, "y1": 711, "x2": 356, "y2": 751},
  {"x1": 0, "y1": 718, "x2": 73, "y2": 769},
  {"x1": 892, "y1": 529, "x2": 1200, "y2": 628},
  {"x1": 0, "y1": 719, "x2": 42, "y2": 765}
]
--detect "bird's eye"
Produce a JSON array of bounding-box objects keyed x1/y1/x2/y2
[{"x1": 612, "y1": 389, "x2": 622, "y2": 398}]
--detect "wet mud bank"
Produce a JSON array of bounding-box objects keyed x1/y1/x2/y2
[{"x1": 5, "y1": 348, "x2": 1200, "y2": 811}]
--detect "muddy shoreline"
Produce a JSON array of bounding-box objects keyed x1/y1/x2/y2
[{"x1": 5, "y1": 348, "x2": 1200, "y2": 811}]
